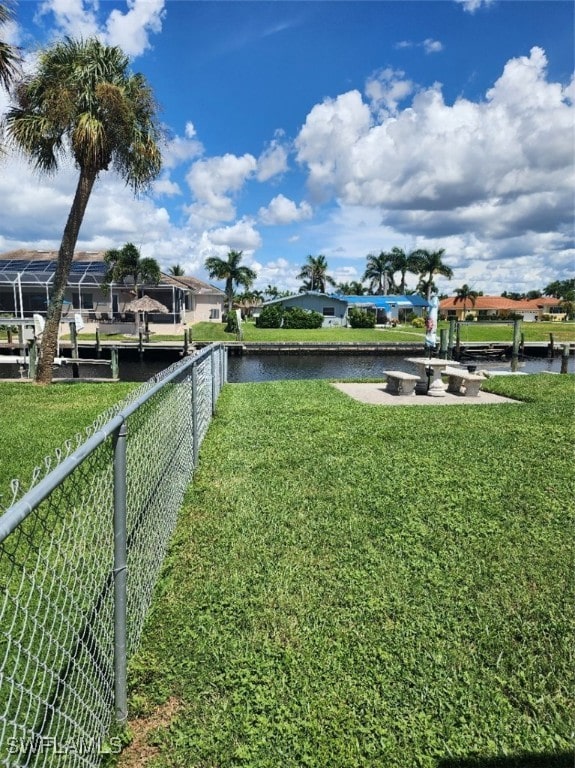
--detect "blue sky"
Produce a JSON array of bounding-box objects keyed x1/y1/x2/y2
[{"x1": 1, "y1": 0, "x2": 573, "y2": 296}]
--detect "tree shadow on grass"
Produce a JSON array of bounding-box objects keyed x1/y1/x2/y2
[{"x1": 437, "y1": 754, "x2": 573, "y2": 768}]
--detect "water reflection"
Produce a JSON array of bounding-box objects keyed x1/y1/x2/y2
[{"x1": 227, "y1": 353, "x2": 572, "y2": 383}]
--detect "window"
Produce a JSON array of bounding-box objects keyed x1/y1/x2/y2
[
  {"x1": 72, "y1": 293, "x2": 94, "y2": 309},
  {"x1": 322, "y1": 306, "x2": 335, "y2": 317},
  {"x1": 209, "y1": 308, "x2": 220, "y2": 319}
]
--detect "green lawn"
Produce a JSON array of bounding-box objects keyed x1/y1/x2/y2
[
  {"x1": 121, "y1": 375, "x2": 575, "y2": 768},
  {"x1": 190, "y1": 320, "x2": 575, "y2": 344},
  {"x1": 33, "y1": 320, "x2": 575, "y2": 346},
  {"x1": 0, "y1": 382, "x2": 137, "y2": 501}
]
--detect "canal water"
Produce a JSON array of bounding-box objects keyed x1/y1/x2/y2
[
  {"x1": 227, "y1": 353, "x2": 572, "y2": 383},
  {"x1": 0, "y1": 351, "x2": 571, "y2": 383}
]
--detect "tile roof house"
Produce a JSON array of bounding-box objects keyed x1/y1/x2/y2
[
  {"x1": 439, "y1": 295, "x2": 564, "y2": 322},
  {"x1": 0, "y1": 249, "x2": 225, "y2": 331}
]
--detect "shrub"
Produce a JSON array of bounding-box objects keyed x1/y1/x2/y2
[
  {"x1": 282, "y1": 306, "x2": 324, "y2": 329},
  {"x1": 255, "y1": 304, "x2": 284, "y2": 328},
  {"x1": 348, "y1": 307, "x2": 376, "y2": 329},
  {"x1": 411, "y1": 317, "x2": 425, "y2": 328},
  {"x1": 224, "y1": 311, "x2": 239, "y2": 334}
]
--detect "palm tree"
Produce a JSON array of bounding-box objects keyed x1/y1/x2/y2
[
  {"x1": 204, "y1": 250, "x2": 257, "y2": 313},
  {"x1": 6, "y1": 37, "x2": 162, "y2": 383},
  {"x1": 297, "y1": 254, "x2": 335, "y2": 293},
  {"x1": 0, "y1": 3, "x2": 20, "y2": 93},
  {"x1": 362, "y1": 252, "x2": 394, "y2": 295},
  {"x1": 103, "y1": 242, "x2": 161, "y2": 290},
  {"x1": 337, "y1": 281, "x2": 365, "y2": 296},
  {"x1": 413, "y1": 248, "x2": 454, "y2": 300},
  {"x1": 264, "y1": 284, "x2": 279, "y2": 300},
  {"x1": 453, "y1": 283, "x2": 479, "y2": 318},
  {"x1": 168, "y1": 264, "x2": 185, "y2": 277},
  {"x1": 389, "y1": 247, "x2": 420, "y2": 295},
  {"x1": 236, "y1": 289, "x2": 264, "y2": 318}
]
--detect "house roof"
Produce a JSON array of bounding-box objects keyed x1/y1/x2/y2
[
  {"x1": 0, "y1": 250, "x2": 224, "y2": 295},
  {"x1": 263, "y1": 291, "x2": 348, "y2": 307},
  {"x1": 0, "y1": 249, "x2": 106, "y2": 262},
  {"x1": 341, "y1": 294, "x2": 430, "y2": 310},
  {"x1": 440, "y1": 295, "x2": 561, "y2": 311},
  {"x1": 159, "y1": 273, "x2": 225, "y2": 296}
]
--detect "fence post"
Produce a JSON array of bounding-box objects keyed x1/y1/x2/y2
[
  {"x1": 455, "y1": 321, "x2": 461, "y2": 360},
  {"x1": 211, "y1": 347, "x2": 217, "y2": 415},
  {"x1": 220, "y1": 345, "x2": 227, "y2": 387},
  {"x1": 192, "y1": 360, "x2": 199, "y2": 468},
  {"x1": 113, "y1": 421, "x2": 128, "y2": 725}
]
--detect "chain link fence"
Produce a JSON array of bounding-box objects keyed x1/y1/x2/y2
[{"x1": 0, "y1": 343, "x2": 227, "y2": 767}]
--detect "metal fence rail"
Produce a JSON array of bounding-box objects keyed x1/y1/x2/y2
[{"x1": 0, "y1": 343, "x2": 227, "y2": 767}]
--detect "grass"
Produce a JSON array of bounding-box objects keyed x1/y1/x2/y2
[
  {"x1": 0, "y1": 381, "x2": 138, "y2": 502},
  {"x1": 190, "y1": 320, "x2": 575, "y2": 344},
  {"x1": 19, "y1": 320, "x2": 575, "y2": 345},
  {"x1": 120, "y1": 374, "x2": 575, "y2": 768}
]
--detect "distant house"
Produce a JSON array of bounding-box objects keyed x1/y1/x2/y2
[
  {"x1": 159, "y1": 274, "x2": 226, "y2": 323},
  {"x1": 0, "y1": 249, "x2": 225, "y2": 332},
  {"x1": 263, "y1": 292, "x2": 348, "y2": 326},
  {"x1": 343, "y1": 294, "x2": 429, "y2": 323},
  {"x1": 439, "y1": 295, "x2": 564, "y2": 322},
  {"x1": 261, "y1": 291, "x2": 429, "y2": 326}
]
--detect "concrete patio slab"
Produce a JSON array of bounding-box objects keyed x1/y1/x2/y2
[{"x1": 332, "y1": 381, "x2": 522, "y2": 406}]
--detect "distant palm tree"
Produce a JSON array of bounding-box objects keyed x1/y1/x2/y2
[
  {"x1": 168, "y1": 264, "x2": 185, "y2": 276},
  {"x1": 103, "y1": 242, "x2": 161, "y2": 290},
  {"x1": 453, "y1": 283, "x2": 479, "y2": 318},
  {"x1": 297, "y1": 254, "x2": 335, "y2": 293},
  {"x1": 338, "y1": 281, "x2": 365, "y2": 296},
  {"x1": 389, "y1": 247, "x2": 420, "y2": 295},
  {"x1": 236, "y1": 289, "x2": 264, "y2": 317},
  {"x1": 6, "y1": 37, "x2": 162, "y2": 383},
  {"x1": 0, "y1": 3, "x2": 20, "y2": 93},
  {"x1": 204, "y1": 250, "x2": 257, "y2": 312},
  {"x1": 413, "y1": 248, "x2": 454, "y2": 300},
  {"x1": 363, "y1": 252, "x2": 394, "y2": 295},
  {"x1": 264, "y1": 284, "x2": 279, "y2": 299}
]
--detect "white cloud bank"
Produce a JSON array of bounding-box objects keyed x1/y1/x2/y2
[
  {"x1": 294, "y1": 47, "x2": 574, "y2": 291},
  {"x1": 36, "y1": 0, "x2": 166, "y2": 57}
]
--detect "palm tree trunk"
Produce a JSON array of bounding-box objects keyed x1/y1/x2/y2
[{"x1": 35, "y1": 168, "x2": 97, "y2": 384}]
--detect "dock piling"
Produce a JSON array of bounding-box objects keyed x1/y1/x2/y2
[{"x1": 561, "y1": 344, "x2": 570, "y2": 374}]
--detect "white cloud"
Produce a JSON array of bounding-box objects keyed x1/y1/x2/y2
[
  {"x1": 153, "y1": 177, "x2": 181, "y2": 197},
  {"x1": 365, "y1": 68, "x2": 414, "y2": 116},
  {"x1": 295, "y1": 90, "x2": 373, "y2": 202},
  {"x1": 105, "y1": 0, "x2": 165, "y2": 57},
  {"x1": 258, "y1": 195, "x2": 312, "y2": 225},
  {"x1": 455, "y1": 0, "x2": 495, "y2": 13},
  {"x1": 423, "y1": 39, "x2": 443, "y2": 54},
  {"x1": 186, "y1": 153, "x2": 257, "y2": 228},
  {"x1": 162, "y1": 131, "x2": 204, "y2": 170},
  {"x1": 36, "y1": 0, "x2": 165, "y2": 58},
  {"x1": 206, "y1": 219, "x2": 262, "y2": 253},
  {"x1": 257, "y1": 138, "x2": 289, "y2": 182},
  {"x1": 36, "y1": 0, "x2": 99, "y2": 39},
  {"x1": 295, "y1": 47, "x2": 574, "y2": 248},
  {"x1": 394, "y1": 39, "x2": 444, "y2": 55}
]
